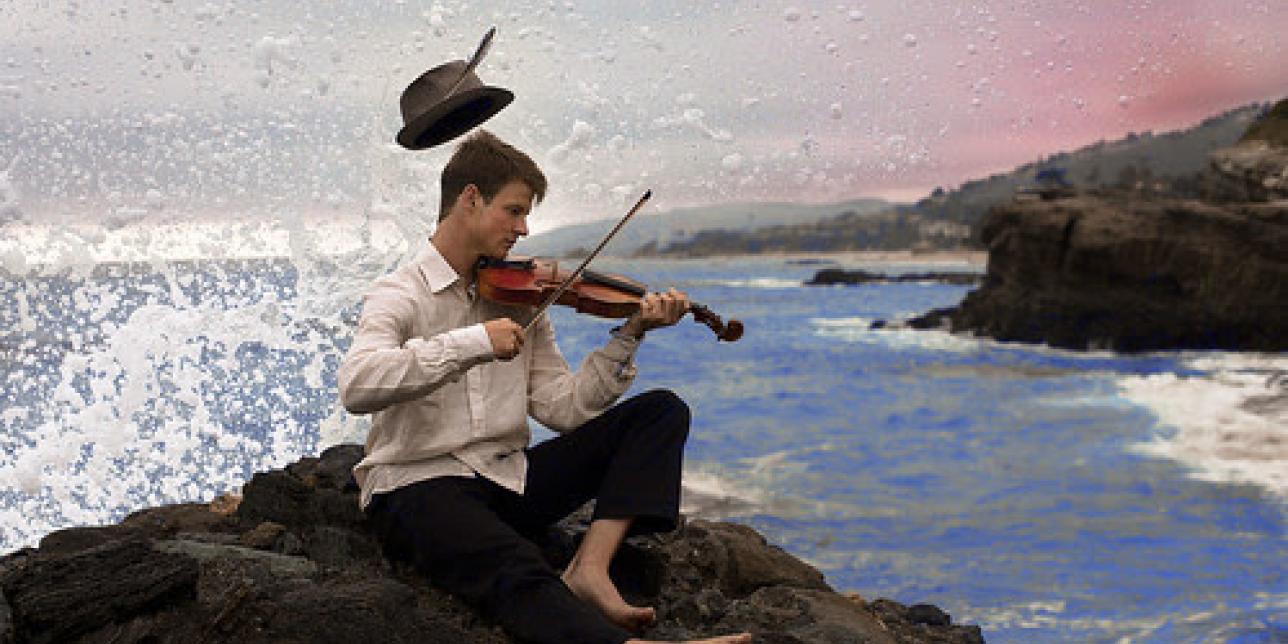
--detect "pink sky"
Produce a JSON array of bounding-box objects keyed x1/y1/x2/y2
[
  {"x1": 778, "y1": 1, "x2": 1288, "y2": 202},
  {"x1": 1, "y1": 1, "x2": 1285, "y2": 226}
]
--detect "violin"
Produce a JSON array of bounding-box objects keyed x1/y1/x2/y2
[{"x1": 476, "y1": 256, "x2": 744, "y2": 342}]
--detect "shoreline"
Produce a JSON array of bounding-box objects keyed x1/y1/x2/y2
[
  {"x1": 3, "y1": 249, "x2": 989, "y2": 276},
  {"x1": 598, "y1": 249, "x2": 990, "y2": 266}
]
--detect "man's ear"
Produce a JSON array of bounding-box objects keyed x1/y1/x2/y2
[{"x1": 461, "y1": 184, "x2": 482, "y2": 209}]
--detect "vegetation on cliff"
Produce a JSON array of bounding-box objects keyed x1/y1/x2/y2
[{"x1": 626, "y1": 103, "x2": 1266, "y2": 258}]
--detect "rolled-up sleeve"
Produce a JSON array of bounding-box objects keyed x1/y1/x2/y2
[
  {"x1": 526, "y1": 315, "x2": 640, "y2": 432},
  {"x1": 339, "y1": 283, "x2": 493, "y2": 415}
]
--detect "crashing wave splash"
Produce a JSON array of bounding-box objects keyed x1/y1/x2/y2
[{"x1": 1122, "y1": 354, "x2": 1288, "y2": 499}]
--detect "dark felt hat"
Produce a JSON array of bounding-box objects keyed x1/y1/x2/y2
[{"x1": 395, "y1": 27, "x2": 513, "y2": 150}]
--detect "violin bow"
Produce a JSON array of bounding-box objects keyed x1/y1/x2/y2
[{"x1": 522, "y1": 190, "x2": 652, "y2": 334}]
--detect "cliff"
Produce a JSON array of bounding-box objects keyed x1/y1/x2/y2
[
  {"x1": 911, "y1": 98, "x2": 1288, "y2": 352},
  {"x1": 0, "y1": 445, "x2": 984, "y2": 644}
]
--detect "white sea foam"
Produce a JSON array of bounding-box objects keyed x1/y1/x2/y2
[
  {"x1": 0, "y1": 218, "x2": 409, "y2": 270},
  {"x1": 0, "y1": 299, "x2": 328, "y2": 547},
  {"x1": 811, "y1": 316, "x2": 876, "y2": 330},
  {"x1": 0, "y1": 230, "x2": 396, "y2": 550},
  {"x1": 811, "y1": 316, "x2": 986, "y2": 354},
  {"x1": 817, "y1": 312, "x2": 1288, "y2": 499},
  {"x1": 960, "y1": 598, "x2": 1184, "y2": 640},
  {"x1": 963, "y1": 592, "x2": 1288, "y2": 642},
  {"x1": 680, "y1": 446, "x2": 848, "y2": 520},
  {"x1": 695, "y1": 277, "x2": 802, "y2": 289},
  {"x1": 810, "y1": 316, "x2": 1144, "y2": 363},
  {"x1": 1120, "y1": 353, "x2": 1288, "y2": 499},
  {"x1": 680, "y1": 470, "x2": 765, "y2": 518}
]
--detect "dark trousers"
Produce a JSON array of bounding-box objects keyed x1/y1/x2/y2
[{"x1": 365, "y1": 389, "x2": 690, "y2": 644}]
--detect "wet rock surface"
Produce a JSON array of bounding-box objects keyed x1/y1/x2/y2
[
  {"x1": 804, "y1": 269, "x2": 982, "y2": 287},
  {"x1": 915, "y1": 194, "x2": 1287, "y2": 352},
  {"x1": 911, "y1": 100, "x2": 1288, "y2": 352},
  {"x1": 0, "y1": 445, "x2": 984, "y2": 643}
]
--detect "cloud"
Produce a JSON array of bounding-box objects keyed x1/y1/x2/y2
[{"x1": 0, "y1": 1, "x2": 1284, "y2": 229}]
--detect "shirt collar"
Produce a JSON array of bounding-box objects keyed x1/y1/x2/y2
[{"x1": 415, "y1": 241, "x2": 464, "y2": 294}]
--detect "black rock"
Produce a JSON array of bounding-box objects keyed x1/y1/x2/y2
[
  {"x1": 0, "y1": 538, "x2": 198, "y2": 644},
  {"x1": 806, "y1": 268, "x2": 982, "y2": 287},
  {"x1": 908, "y1": 603, "x2": 952, "y2": 627},
  {"x1": 805, "y1": 268, "x2": 885, "y2": 285},
  {"x1": 924, "y1": 194, "x2": 1287, "y2": 352},
  {"x1": 911, "y1": 102, "x2": 1288, "y2": 353},
  {"x1": 0, "y1": 447, "x2": 986, "y2": 643}
]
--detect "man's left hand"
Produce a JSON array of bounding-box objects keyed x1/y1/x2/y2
[{"x1": 620, "y1": 288, "x2": 689, "y2": 339}]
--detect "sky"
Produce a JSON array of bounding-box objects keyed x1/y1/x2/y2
[{"x1": 1, "y1": 0, "x2": 1285, "y2": 234}]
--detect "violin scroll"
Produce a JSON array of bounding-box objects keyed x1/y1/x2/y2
[{"x1": 689, "y1": 303, "x2": 743, "y2": 342}]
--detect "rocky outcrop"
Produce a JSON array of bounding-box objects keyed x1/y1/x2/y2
[
  {"x1": 912, "y1": 194, "x2": 1286, "y2": 351},
  {"x1": 1237, "y1": 97, "x2": 1288, "y2": 147},
  {"x1": 1207, "y1": 142, "x2": 1288, "y2": 203},
  {"x1": 0, "y1": 445, "x2": 983, "y2": 644},
  {"x1": 912, "y1": 99, "x2": 1288, "y2": 352},
  {"x1": 805, "y1": 269, "x2": 982, "y2": 287}
]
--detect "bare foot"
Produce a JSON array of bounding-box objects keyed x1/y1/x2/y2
[
  {"x1": 627, "y1": 634, "x2": 753, "y2": 644},
  {"x1": 561, "y1": 564, "x2": 657, "y2": 632}
]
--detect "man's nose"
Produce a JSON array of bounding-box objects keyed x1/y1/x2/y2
[{"x1": 515, "y1": 216, "x2": 529, "y2": 236}]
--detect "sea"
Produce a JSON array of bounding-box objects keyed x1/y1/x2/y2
[{"x1": 0, "y1": 239, "x2": 1284, "y2": 643}]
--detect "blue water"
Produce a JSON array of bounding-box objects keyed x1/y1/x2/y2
[{"x1": 1, "y1": 254, "x2": 1284, "y2": 642}]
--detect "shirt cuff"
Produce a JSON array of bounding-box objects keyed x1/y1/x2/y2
[
  {"x1": 452, "y1": 323, "x2": 495, "y2": 361},
  {"x1": 604, "y1": 329, "x2": 641, "y2": 380},
  {"x1": 605, "y1": 328, "x2": 641, "y2": 359}
]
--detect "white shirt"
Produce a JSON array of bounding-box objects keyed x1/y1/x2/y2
[{"x1": 338, "y1": 243, "x2": 640, "y2": 509}]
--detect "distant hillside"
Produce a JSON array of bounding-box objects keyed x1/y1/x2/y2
[
  {"x1": 902, "y1": 102, "x2": 1268, "y2": 232},
  {"x1": 1239, "y1": 98, "x2": 1288, "y2": 146},
  {"x1": 648, "y1": 101, "x2": 1269, "y2": 257},
  {"x1": 516, "y1": 198, "x2": 892, "y2": 258},
  {"x1": 522, "y1": 102, "x2": 1267, "y2": 258},
  {"x1": 636, "y1": 209, "x2": 968, "y2": 257}
]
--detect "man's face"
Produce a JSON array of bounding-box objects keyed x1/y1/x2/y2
[{"x1": 469, "y1": 180, "x2": 532, "y2": 259}]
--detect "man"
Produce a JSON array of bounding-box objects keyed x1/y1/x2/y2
[{"x1": 339, "y1": 130, "x2": 751, "y2": 644}]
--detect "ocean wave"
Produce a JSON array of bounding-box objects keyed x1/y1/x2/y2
[
  {"x1": 0, "y1": 219, "x2": 411, "y2": 270},
  {"x1": 810, "y1": 316, "x2": 985, "y2": 354},
  {"x1": 680, "y1": 470, "x2": 766, "y2": 518},
  {"x1": 809, "y1": 316, "x2": 1181, "y2": 364},
  {"x1": 0, "y1": 295, "x2": 358, "y2": 551},
  {"x1": 961, "y1": 596, "x2": 1288, "y2": 642},
  {"x1": 692, "y1": 277, "x2": 802, "y2": 289},
  {"x1": 1120, "y1": 353, "x2": 1288, "y2": 499},
  {"x1": 681, "y1": 447, "x2": 855, "y2": 521}
]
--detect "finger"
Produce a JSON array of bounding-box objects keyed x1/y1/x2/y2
[
  {"x1": 671, "y1": 288, "x2": 691, "y2": 311},
  {"x1": 663, "y1": 289, "x2": 686, "y2": 320},
  {"x1": 643, "y1": 293, "x2": 660, "y2": 319},
  {"x1": 653, "y1": 294, "x2": 673, "y2": 320},
  {"x1": 655, "y1": 299, "x2": 670, "y2": 321}
]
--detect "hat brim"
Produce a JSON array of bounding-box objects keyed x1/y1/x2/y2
[{"x1": 395, "y1": 86, "x2": 514, "y2": 150}]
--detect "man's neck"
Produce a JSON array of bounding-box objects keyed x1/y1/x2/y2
[{"x1": 429, "y1": 234, "x2": 478, "y2": 285}]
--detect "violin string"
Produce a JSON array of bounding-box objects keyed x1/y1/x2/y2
[{"x1": 522, "y1": 190, "x2": 652, "y2": 334}]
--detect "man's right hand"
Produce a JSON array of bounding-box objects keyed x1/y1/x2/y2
[{"x1": 483, "y1": 318, "x2": 525, "y2": 360}]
